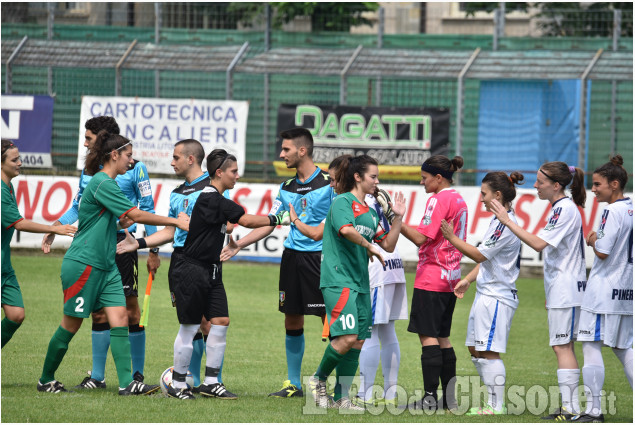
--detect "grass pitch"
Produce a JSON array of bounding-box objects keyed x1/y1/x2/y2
[{"x1": 1, "y1": 252, "x2": 632, "y2": 422}]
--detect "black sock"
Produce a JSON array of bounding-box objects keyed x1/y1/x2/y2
[
  {"x1": 421, "y1": 345, "x2": 443, "y2": 401},
  {"x1": 440, "y1": 347, "x2": 457, "y2": 408},
  {"x1": 92, "y1": 322, "x2": 110, "y2": 332}
]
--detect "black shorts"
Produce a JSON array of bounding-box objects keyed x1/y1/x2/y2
[
  {"x1": 115, "y1": 232, "x2": 138, "y2": 298},
  {"x1": 407, "y1": 288, "x2": 457, "y2": 338},
  {"x1": 278, "y1": 249, "x2": 325, "y2": 316},
  {"x1": 168, "y1": 250, "x2": 228, "y2": 324}
]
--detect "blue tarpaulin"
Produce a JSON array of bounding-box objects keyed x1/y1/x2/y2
[{"x1": 476, "y1": 80, "x2": 590, "y2": 186}]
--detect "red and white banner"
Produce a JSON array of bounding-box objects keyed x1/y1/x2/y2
[{"x1": 9, "y1": 175, "x2": 626, "y2": 269}]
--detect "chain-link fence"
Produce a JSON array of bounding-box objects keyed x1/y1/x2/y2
[
  {"x1": 1, "y1": 3, "x2": 633, "y2": 190},
  {"x1": 3, "y1": 3, "x2": 632, "y2": 39}
]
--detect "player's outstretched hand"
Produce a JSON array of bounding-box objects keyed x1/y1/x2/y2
[
  {"x1": 41, "y1": 232, "x2": 55, "y2": 253},
  {"x1": 271, "y1": 210, "x2": 290, "y2": 226},
  {"x1": 116, "y1": 229, "x2": 139, "y2": 254},
  {"x1": 366, "y1": 243, "x2": 385, "y2": 268},
  {"x1": 220, "y1": 235, "x2": 240, "y2": 262},
  {"x1": 440, "y1": 219, "x2": 455, "y2": 241},
  {"x1": 391, "y1": 191, "x2": 406, "y2": 219},
  {"x1": 453, "y1": 278, "x2": 470, "y2": 299},
  {"x1": 52, "y1": 224, "x2": 77, "y2": 237},
  {"x1": 176, "y1": 212, "x2": 190, "y2": 232},
  {"x1": 490, "y1": 199, "x2": 510, "y2": 226}
]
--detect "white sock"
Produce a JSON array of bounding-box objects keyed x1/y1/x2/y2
[
  {"x1": 472, "y1": 356, "x2": 483, "y2": 380},
  {"x1": 204, "y1": 325, "x2": 228, "y2": 385},
  {"x1": 480, "y1": 358, "x2": 506, "y2": 411},
  {"x1": 582, "y1": 341, "x2": 604, "y2": 416},
  {"x1": 378, "y1": 321, "x2": 400, "y2": 400},
  {"x1": 173, "y1": 324, "x2": 200, "y2": 389},
  {"x1": 557, "y1": 368, "x2": 581, "y2": 414},
  {"x1": 358, "y1": 324, "x2": 380, "y2": 400},
  {"x1": 612, "y1": 347, "x2": 633, "y2": 388}
]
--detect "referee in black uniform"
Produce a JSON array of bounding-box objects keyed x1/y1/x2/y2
[{"x1": 164, "y1": 149, "x2": 289, "y2": 400}]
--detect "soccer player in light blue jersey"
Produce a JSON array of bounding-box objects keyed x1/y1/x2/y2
[{"x1": 220, "y1": 128, "x2": 336, "y2": 398}]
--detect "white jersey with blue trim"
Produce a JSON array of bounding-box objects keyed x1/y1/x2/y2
[
  {"x1": 583, "y1": 198, "x2": 633, "y2": 315},
  {"x1": 537, "y1": 197, "x2": 586, "y2": 308},
  {"x1": 476, "y1": 212, "x2": 521, "y2": 308},
  {"x1": 366, "y1": 194, "x2": 406, "y2": 289}
]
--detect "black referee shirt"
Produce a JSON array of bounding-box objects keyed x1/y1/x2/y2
[{"x1": 183, "y1": 185, "x2": 245, "y2": 265}]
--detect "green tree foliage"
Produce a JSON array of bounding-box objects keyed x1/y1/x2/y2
[
  {"x1": 228, "y1": 2, "x2": 379, "y2": 32},
  {"x1": 463, "y1": 2, "x2": 633, "y2": 37}
]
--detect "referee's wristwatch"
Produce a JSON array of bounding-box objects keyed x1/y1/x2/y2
[{"x1": 149, "y1": 248, "x2": 159, "y2": 254}]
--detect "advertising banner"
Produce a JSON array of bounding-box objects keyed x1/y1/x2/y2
[
  {"x1": 9, "y1": 175, "x2": 621, "y2": 270},
  {"x1": 275, "y1": 104, "x2": 450, "y2": 180},
  {"x1": 1, "y1": 94, "x2": 54, "y2": 167},
  {"x1": 78, "y1": 96, "x2": 249, "y2": 174}
]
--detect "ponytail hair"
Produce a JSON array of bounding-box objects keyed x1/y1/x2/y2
[
  {"x1": 207, "y1": 149, "x2": 237, "y2": 180},
  {"x1": 421, "y1": 155, "x2": 463, "y2": 184},
  {"x1": 85, "y1": 130, "x2": 131, "y2": 175},
  {"x1": 539, "y1": 161, "x2": 586, "y2": 207},
  {"x1": 338, "y1": 154, "x2": 378, "y2": 194},
  {"x1": 482, "y1": 171, "x2": 525, "y2": 206},
  {"x1": 594, "y1": 154, "x2": 628, "y2": 191},
  {"x1": 1, "y1": 139, "x2": 17, "y2": 162},
  {"x1": 328, "y1": 154, "x2": 352, "y2": 195}
]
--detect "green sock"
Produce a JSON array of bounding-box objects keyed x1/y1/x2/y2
[
  {"x1": 110, "y1": 326, "x2": 133, "y2": 388},
  {"x1": 316, "y1": 343, "x2": 344, "y2": 381},
  {"x1": 40, "y1": 326, "x2": 75, "y2": 384},
  {"x1": 1, "y1": 317, "x2": 22, "y2": 348},
  {"x1": 334, "y1": 348, "x2": 361, "y2": 401}
]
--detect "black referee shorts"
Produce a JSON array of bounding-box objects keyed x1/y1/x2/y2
[
  {"x1": 168, "y1": 250, "x2": 228, "y2": 325},
  {"x1": 115, "y1": 232, "x2": 138, "y2": 297},
  {"x1": 407, "y1": 288, "x2": 457, "y2": 338},
  {"x1": 278, "y1": 249, "x2": 325, "y2": 317}
]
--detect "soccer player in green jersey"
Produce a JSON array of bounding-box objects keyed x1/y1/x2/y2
[
  {"x1": 1, "y1": 139, "x2": 77, "y2": 349},
  {"x1": 37, "y1": 131, "x2": 189, "y2": 394},
  {"x1": 309, "y1": 155, "x2": 406, "y2": 410}
]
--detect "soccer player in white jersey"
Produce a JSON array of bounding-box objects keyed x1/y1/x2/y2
[
  {"x1": 355, "y1": 192, "x2": 408, "y2": 406},
  {"x1": 490, "y1": 161, "x2": 587, "y2": 420},
  {"x1": 441, "y1": 171, "x2": 524, "y2": 415},
  {"x1": 573, "y1": 155, "x2": 633, "y2": 423}
]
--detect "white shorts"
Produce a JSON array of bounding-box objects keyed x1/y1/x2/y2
[
  {"x1": 547, "y1": 307, "x2": 580, "y2": 346},
  {"x1": 577, "y1": 309, "x2": 633, "y2": 349},
  {"x1": 370, "y1": 282, "x2": 408, "y2": 325},
  {"x1": 465, "y1": 292, "x2": 516, "y2": 353}
]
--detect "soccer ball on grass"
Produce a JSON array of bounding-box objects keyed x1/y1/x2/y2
[{"x1": 159, "y1": 366, "x2": 194, "y2": 396}]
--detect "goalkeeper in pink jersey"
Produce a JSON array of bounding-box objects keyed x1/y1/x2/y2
[{"x1": 400, "y1": 155, "x2": 468, "y2": 411}]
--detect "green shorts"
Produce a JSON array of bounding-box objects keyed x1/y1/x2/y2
[
  {"x1": 1, "y1": 271, "x2": 24, "y2": 308},
  {"x1": 322, "y1": 287, "x2": 372, "y2": 340},
  {"x1": 61, "y1": 259, "x2": 126, "y2": 318}
]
